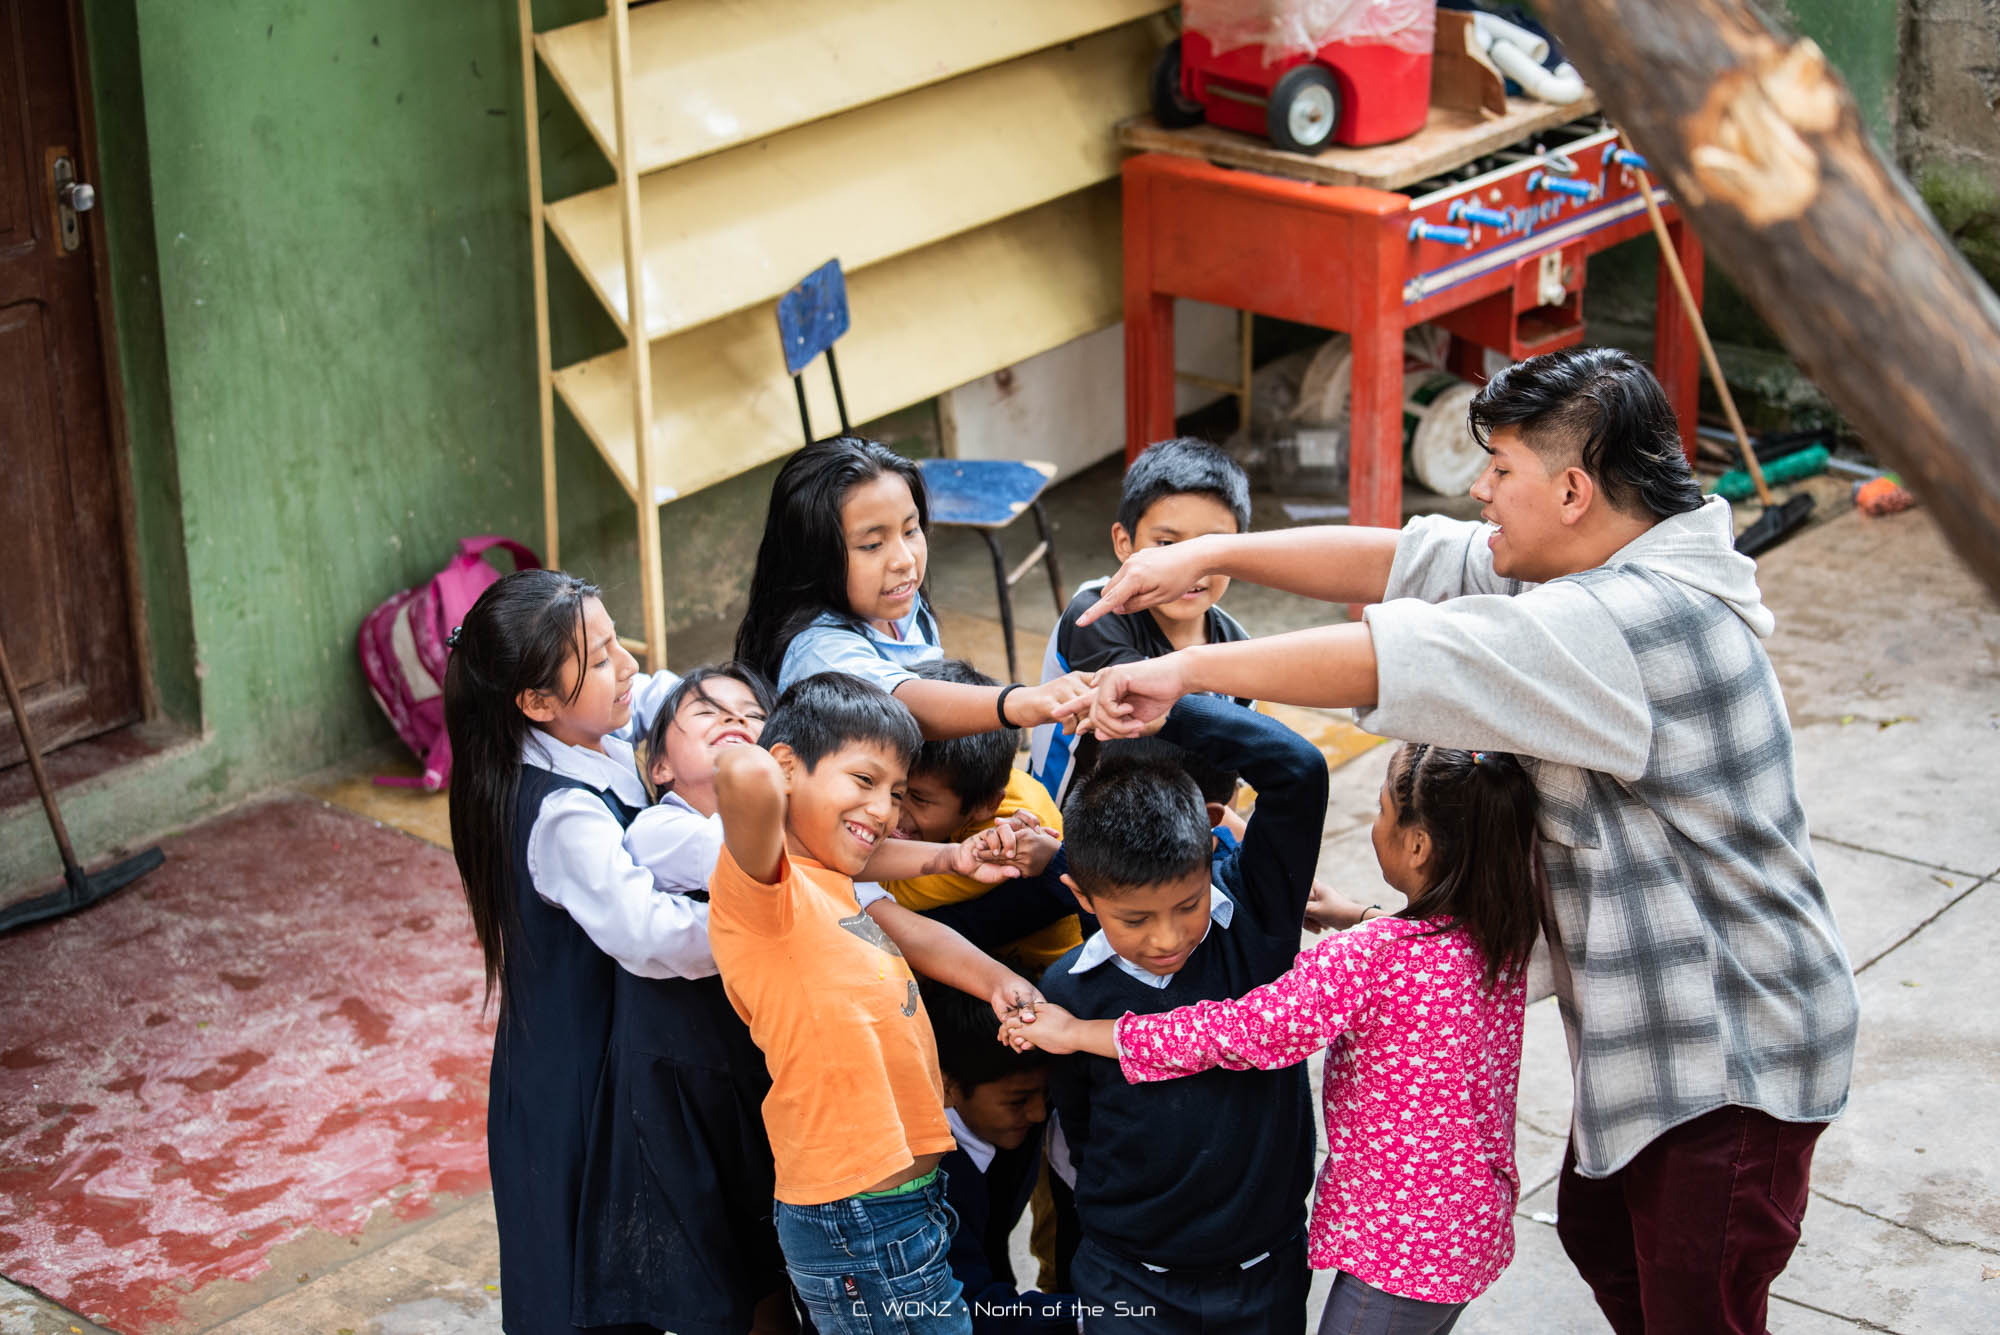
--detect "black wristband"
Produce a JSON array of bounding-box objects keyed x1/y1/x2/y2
[{"x1": 996, "y1": 682, "x2": 1024, "y2": 729}]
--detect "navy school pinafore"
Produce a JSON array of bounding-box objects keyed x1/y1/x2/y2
[{"x1": 492, "y1": 766, "x2": 783, "y2": 1335}]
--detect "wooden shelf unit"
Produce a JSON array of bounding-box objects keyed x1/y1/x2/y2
[{"x1": 519, "y1": 0, "x2": 1168, "y2": 668}]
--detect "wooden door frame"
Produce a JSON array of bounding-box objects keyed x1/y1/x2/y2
[{"x1": 54, "y1": 0, "x2": 157, "y2": 726}]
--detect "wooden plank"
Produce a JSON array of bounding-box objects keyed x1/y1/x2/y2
[
  {"x1": 553, "y1": 185, "x2": 1122, "y2": 505},
  {"x1": 535, "y1": 0, "x2": 1171, "y2": 175},
  {"x1": 1116, "y1": 94, "x2": 1603, "y2": 192},
  {"x1": 518, "y1": 0, "x2": 557, "y2": 568},
  {"x1": 608, "y1": 0, "x2": 668, "y2": 670},
  {"x1": 544, "y1": 22, "x2": 1157, "y2": 341}
]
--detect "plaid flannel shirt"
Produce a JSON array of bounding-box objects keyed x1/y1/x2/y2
[{"x1": 1360, "y1": 506, "x2": 1859, "y2": 1177}]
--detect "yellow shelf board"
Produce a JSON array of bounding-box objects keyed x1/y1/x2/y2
[
  {"x1": 534, "y1": 0, "x2": 1171, "y2": 175},
  {"x1": 553, "y1": 184, "x2": 1121, "y2": 506},
  {"x1": 542, "y1": 21, "x2": 1157, "y2": 342}
]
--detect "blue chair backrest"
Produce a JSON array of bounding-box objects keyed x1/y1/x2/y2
[{"x1": 777, "y1": 259, "x2": 850, "y2": 376}]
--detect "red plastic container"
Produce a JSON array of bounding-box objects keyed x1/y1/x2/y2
[{"x1": 1155, "y1": 28, "x2": 1433, "y2": 151}]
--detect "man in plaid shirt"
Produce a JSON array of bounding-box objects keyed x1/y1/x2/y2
[{"x1": 1063, "y1": 346, "x2": 1859, "y2": 1334}]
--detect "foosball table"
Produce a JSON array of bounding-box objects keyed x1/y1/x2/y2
[{"x1": 1119, "y1": 99, "x2": 1704, "y2": 530}]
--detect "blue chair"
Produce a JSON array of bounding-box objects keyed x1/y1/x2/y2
[{"x1": 777, "y1": 261, "x2": 1067, "y2": 682}]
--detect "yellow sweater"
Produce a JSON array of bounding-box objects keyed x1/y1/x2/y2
[{"x1": 882, "y1": 769, "x2": 1081, "y2": 974}]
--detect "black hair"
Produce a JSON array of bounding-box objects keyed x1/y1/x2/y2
[
  {"x1": 1385, "y1": 743, "x2": 1544, "y2": 991},
  {"x1": 444, "y1": 568, "x2": 600, "y2": 1010},
  {"x1": 919, "y1": 979, "x2": 1048, "y2": 1090},
  {"x1": 1061, "y1": 741, "x2": 1211, "y2": 896},
  {"x1": 1117, "y1": 436, "x2": 1252, "y2": 537},
  {"x1": 1467, "y1": 346, "x2": 1703, "y2": 519},
  {"x1": 643, "y1": 662, "x2": 778, "y2": 793},
  {"x1": 906, "y1": 659, "x2": 1017, "y2": 813},
  {"x1": 760, "y1": 671, "x2": 922, "y2": 773},
  {"x1": 734, "y1": 436, "x2": 931, "y2": 686},
  {"x1": 1091, "y1": 736, "x2": 1238, "y2": 808}
]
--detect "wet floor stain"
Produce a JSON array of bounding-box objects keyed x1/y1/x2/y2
[{"x1": 0, "y1": 796, "x2": 493, "y2": 1333}]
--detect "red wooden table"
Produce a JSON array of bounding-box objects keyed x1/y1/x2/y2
[{"x1": 1120, "y1": 114, "x2": 1703, "y2": 531}]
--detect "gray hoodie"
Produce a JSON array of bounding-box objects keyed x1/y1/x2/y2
[{"x1": 1358, "y1": 497, "x2": 1858, "y2": 1177}]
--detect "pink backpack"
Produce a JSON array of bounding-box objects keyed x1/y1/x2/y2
[{"x1": 358, "y1": 536, "x2": 540, "y2": 789}]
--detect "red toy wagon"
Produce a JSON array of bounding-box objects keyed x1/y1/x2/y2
[{"x1": 1151, "y1": 0, "x2": 1437, "y2": 151}]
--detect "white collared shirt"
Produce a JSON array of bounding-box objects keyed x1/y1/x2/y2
[
  {"x1": 625, "y1": 790, "x2": 724, "y2": 897},
  {"x1": 945, "y1": 1107, "x2": 997, "y2": 1174},
  {"x1": 521, "y1": 670, "x2": 719, "y2": 981},
  {"x1": 1067, "y1": 884, "x2": 1236, "y2": 990}
]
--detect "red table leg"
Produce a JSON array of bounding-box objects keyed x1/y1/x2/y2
[
  {"x1": 1653, "y1": 215, "x2": 1705, "y2": 465},
  {"x1": 1124, "y1": 166, "x2": 1178, "y2": 464}
]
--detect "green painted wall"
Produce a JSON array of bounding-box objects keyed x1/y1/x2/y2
[{"x1": 1784, "y1": 0, "x2": 1900, "y2": 147}]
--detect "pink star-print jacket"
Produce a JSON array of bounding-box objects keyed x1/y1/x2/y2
[{"x1": 1115, "y1": 916, "x2": 1525, "y2": 1304}]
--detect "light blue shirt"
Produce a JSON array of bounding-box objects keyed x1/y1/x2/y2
[
  {"x1": 777, "y1": 598, "x2": 944, "y2": 693},
  {"x1": 1067, "y1": 884, "x2": 1236, "y2": 990}
]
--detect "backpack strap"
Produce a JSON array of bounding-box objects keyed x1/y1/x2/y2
[{"x1": 435, "y1": 536, "x2": 542, "y2": 634}]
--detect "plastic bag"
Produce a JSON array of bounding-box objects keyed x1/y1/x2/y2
[{"x1": 1184, "y1": 0, "x2": 1437, "y2": 61}]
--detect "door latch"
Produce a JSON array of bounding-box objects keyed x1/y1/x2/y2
[{"x1": 50, "y1": 153, "x2": 95, "y2": 254}]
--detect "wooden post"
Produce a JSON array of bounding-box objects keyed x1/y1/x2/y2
[
  {"x1": 609, "y1": 0, "x2": 669, "y2": 668},
  {"x1": 1550, "y1": 0, "x2": 2000, "y2": 599},
  {"x1": 518, "y1": 0, "x2": 559, "y2": 568}
]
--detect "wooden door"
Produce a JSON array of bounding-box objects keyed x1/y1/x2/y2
[{"x1": 0, "y1": 0, "x2": 138, "y2": 768}]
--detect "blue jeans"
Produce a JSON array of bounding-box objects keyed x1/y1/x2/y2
[
  {"x1": 1316, "y1": 1273, "x2": 1464, "y2": 1335},
  {"x1": 774, "y1": 1173, "x2": 972, "y2": 1335}
]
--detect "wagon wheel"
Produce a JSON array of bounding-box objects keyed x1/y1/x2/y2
[
  {"x1": 1150, "y1": 37, "x2": 1204, "y2": 128},
  {"x1": 1267, "y1": 63, "x2": 1340, "y2": 153}
]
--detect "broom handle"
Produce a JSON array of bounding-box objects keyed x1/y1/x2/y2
[
  {"x1": 1623, "y1": 133, "x2": 1777, "y2": 508},
  {"x1": 0, "y1": 631, "x2": 81, "y2": 870}
]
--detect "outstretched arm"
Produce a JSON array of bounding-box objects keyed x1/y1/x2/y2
[
  {"x1": 865, "y1": 897, "x2": 1042, "y2": 1020},
  {"x1": 1069, "y1": 622, "x2": 1379, "y2": 739},
  {"x1": 1077, "y1": 527, "x2": 1400, "y2": 627},
  {"x1": 713, "y1": 746, "x2": 789, "y2": 884},
  {"x1": 1114, "y1": 932, "x2": 1373, "y2": 1082},
  {"x1": 892, "y1": 673, "x2": 1096, "y2": 740}
]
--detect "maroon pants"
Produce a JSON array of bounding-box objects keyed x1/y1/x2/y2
[{"x1": 1555, "y1": 1105, "x2": 1825, "y2": 1335}]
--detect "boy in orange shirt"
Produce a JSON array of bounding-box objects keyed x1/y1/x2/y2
[{"x1": 711, "y1": 671, "x2": 1042, "y2": 1335}]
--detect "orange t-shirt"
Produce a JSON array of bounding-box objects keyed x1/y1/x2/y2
[{"x1": 709, "y1": 842, "x2": 955, "y2": 1205}]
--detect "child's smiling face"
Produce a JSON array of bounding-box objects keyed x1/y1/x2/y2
[
  {"x1": 1065, "y1": 866, "x2": 1214, "y2": 977},
  {"x1": 840, "y1": 471, "x2": 927, "y2": 631},
  {"x1": 1112, "y1": 492, "x2": 1240, "y2": 630},
  {"x1": 777, "y1": 739, "x2": 910, "y2": 876},
  {"x1": 650, "y1": 676, "x2": 768, "y2": 812}
]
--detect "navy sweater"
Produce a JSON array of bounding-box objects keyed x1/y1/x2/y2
[
  {"x1": 941, "y1": 1126, "x2": 1082, "y2": 1335},
  {"x1": 1040, "y1": 695, "x2": 1325, "y2": 1269}
]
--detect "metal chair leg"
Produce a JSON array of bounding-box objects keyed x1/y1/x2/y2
[
  {"x1": 1029, "y1": 498, "x2": 1066, "y2": 612},
  {"x1": 979, "y1": 529, "x2": 1019, "y2": 683}
]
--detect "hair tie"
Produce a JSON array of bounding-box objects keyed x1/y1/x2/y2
[
  {"x1": 446, "y1": 625, "x2": 464, "y2": 650},
  {"x1": 1471, "y1": 750, "x2": 1485, "y2": 767}
]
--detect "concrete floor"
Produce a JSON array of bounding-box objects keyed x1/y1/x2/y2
[{"x1": 4, "y1": 466, "x2": 1996, "y2": 1335}]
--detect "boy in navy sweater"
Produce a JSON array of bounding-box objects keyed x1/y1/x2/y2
[
  {"x1": 1034, "y1": 693, "x2": 1326, "y2": 1334},
  {"x1": 922, "y1": 981, "x2": 1084, "y2": 1335}
]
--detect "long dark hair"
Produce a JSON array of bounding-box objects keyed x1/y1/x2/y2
[
  {"x1": 1388, "y1": 742, "x2": 1543, "y2": 990},
  {"x1": 444, "y1": 568, "x2": 598, "y2": 1009},
  {"x1": 733, "y1": 436, "x2": 929, "y2": 686}
]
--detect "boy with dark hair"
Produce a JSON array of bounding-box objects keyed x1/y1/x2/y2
[
  {"x1": 883, "y1": 660, "x2": 1075, "y2": 974},
  {"x1": 1029, "y1": 438, "x2": 1254, "y2": 806},
  {"x1": 919, "y1": 980, "x2": 1085, "y2": 1335},
  {"x1": 710, "y1": 672, "x2": 1044, "y2": 1335},
  {"x1": 1069, "y1": 345, "x2": 1860, "y2": 1334},
  {"x1": 1038, "y1": 692, "x2": 1327, "y2": 1333}
]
